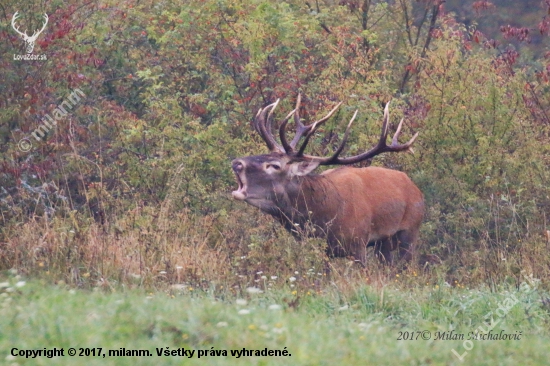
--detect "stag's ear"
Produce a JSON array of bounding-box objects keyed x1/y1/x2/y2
[{"x1": 288, "y1": 160, "x2": 320, "y2": 176}]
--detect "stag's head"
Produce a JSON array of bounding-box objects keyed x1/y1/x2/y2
[
  {"x1": 11, "y1": 12, "x2": 49, "y2": 54},
  {"x1": 231, "y1": 95, "x2": 418, "y2": 212}
]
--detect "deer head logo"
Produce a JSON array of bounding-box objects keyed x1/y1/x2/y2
[{"x1": 11, "y1": 12, "x2": 48, "y2": 54}]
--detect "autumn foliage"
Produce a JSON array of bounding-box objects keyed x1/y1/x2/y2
[{"x1": 0, "y1": 0, "x2": 549, "y2": 289}]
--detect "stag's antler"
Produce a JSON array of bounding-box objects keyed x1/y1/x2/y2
[
  {"x1": 253, "y1": 99, "x2": 295, "y2": 153},
  {"x1": 253, "y1": 96, "x2": 418, "y2": 164},
  {"x1": 304, "y1": 101, "x2": 418, "y2": 165},
  {"x1": 281, "y1": 94, "x2": 343, "y2": 154}
]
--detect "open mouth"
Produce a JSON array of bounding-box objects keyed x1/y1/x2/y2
[{"x1": 232, "y1": 169, "x2": 247, "y2": 200}]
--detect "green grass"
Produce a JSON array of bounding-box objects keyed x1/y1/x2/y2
[{"x1": 0, "y1": 273, "x2": 549, "y2": 365}]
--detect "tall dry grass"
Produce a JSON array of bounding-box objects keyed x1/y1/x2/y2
[
  {"x1": 2, "y1": 192, "x2": 549, "y2": 295},
  {"x1": 1, "y1": 160, "x2": 549, "y2": 293}
]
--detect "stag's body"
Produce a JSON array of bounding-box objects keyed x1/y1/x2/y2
[
  {"x1": 296, "y1": 166, "x2": 422, "y2": 263},
  {"x1": 232, "y1": 96, "x2": 424, "y2": 266}
]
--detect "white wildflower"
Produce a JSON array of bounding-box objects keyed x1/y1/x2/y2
[
  {"x1": 236, "y1": 298, "x2": 248, "y2": 306},
  {"x1": 246, "y1": 287, "x2": 263, "y2": 294},
  {"x1": 357, "y1": 322, "x2": 374, "y2": 331}
]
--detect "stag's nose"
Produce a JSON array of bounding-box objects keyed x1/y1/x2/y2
[{"x1": 232, "y1": 159, "x2": 244, "y2": 173}]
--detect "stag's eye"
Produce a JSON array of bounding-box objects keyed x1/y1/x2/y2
[{"x1": 266, "y1": 163, "x2": 281, "y2": 171}]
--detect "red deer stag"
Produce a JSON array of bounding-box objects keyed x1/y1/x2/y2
[{"x1": 231, "y1": 95, "x2": 424, "y2": 266}]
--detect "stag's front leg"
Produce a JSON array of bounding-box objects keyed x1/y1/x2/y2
[
  {"x1": 350, "y1": 240, "x2": 367, "y2": 267},
  {"x1": 374, "y1": 238, "x2": 394, "y2": 265}
]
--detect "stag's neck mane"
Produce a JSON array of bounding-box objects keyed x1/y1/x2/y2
[{"x1": 270, "y1": 173, "x2": 343, "y2": 234}]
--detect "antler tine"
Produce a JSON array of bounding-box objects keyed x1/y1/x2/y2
[
  {"x1": 254, "y1": 101, "x2": 283, "y2": 152},
  {"x1": 264, "y1": 98, "x2": 280, "y2": 138},
  {"x1": 301, "y1": 101, "x2": 418, "y2": 166},
  {"x1": 392, "y1": 118, "x2": 404, "y2": 145},
  {"x1": 328, "y1": 109, "x2": 358, "y2": 161},
  {"x1": 254, "y1": 104, "x2": 271, "y2": 135},
  {"x1": 266, "y1": 98, "x2": 280, "y2": 122},
  {"x1": 289, "y1": 93, "x2": 308, "y2": 148},
  {"x1": 308, "y1": 102, "x2": 344, "y2": 136},
  {"x1": 390, "y1": 117, "x2": 418, "y2": 152},
  {"x1": 380, "y1": 101, "x2": 391, "y2": 144},
  {"x1": 296, "y1": 132, "x2": 313, "y2": 157},
  {"x1": 308, "y1": 109, "x2": 359, "y2": 164},
  {"x1": 264, "y1": 99, "x2": 286, "y2": 152},
  {"x1": 279, "y1": 108, "x2": 296, "y2": 153},
  {"x1": 406, "y1": 133, "x2": 419, "y2": 153},
  {"x1": 294, "y1": 93, "x2": 302, "y2": 124},
  {"x1": 295, "y1": 101, "x2": 343, "y2": 156},
  {"x1": 253, "y1": 108, "x2": 263, "y2": 134}
]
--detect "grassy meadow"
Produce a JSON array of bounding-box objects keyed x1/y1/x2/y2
[
  {"x1": 2, "y1": 183, "x2": 549, "y2": 365},
  {"x1": 1, "y1": 270, "x2": 549, "y2": 366}
]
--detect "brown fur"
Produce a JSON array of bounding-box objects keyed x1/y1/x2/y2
[
  {"x1": 232, "y1": 154, "x2": 424, "y2": 266},
  {"x1": 293, "y1": 166, "x2": 424, "y2": 265}
]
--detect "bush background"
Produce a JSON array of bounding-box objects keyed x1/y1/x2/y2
[{"x1": 0, "y1": 0, "x2": 549, "y2": 292}]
